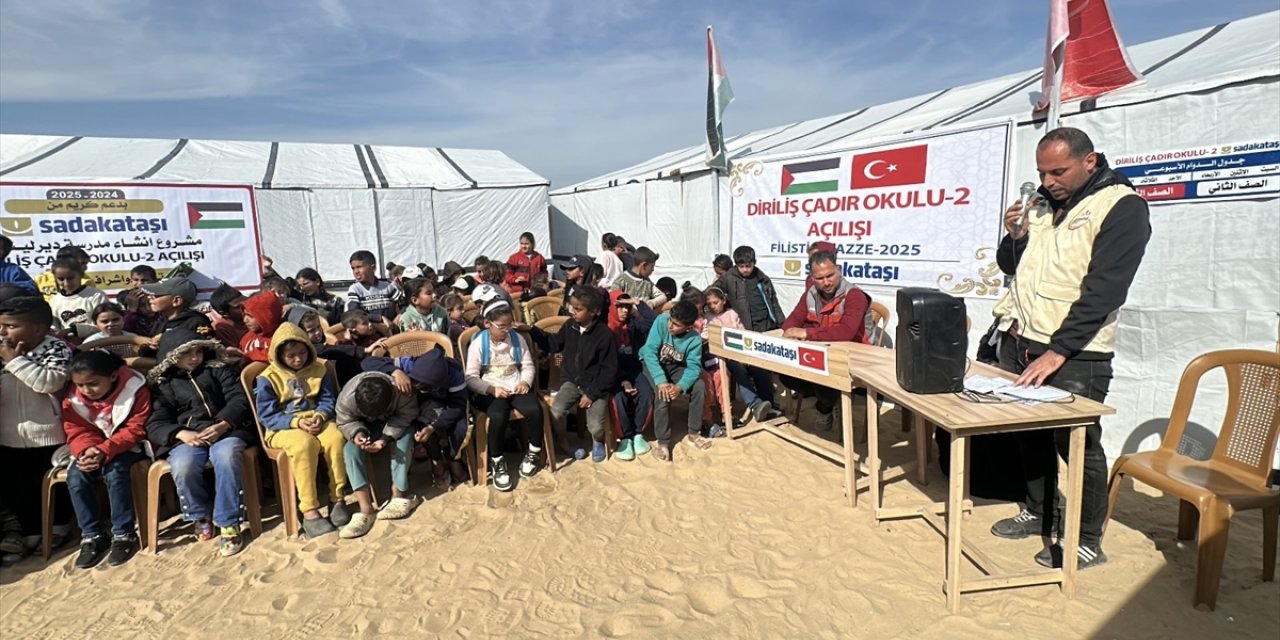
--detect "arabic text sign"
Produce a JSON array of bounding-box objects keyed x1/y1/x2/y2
[
  {"x1": 1111, "y1": 141, "x2": 1280, "y2": 203},
  {"x1": 730, "y1": 122, "x2": 1011, "y2": 297},
  {"x1": 1, "y1": 182, "x2": 262, "y2": 293},
  {"x1": 721, "y1": 329, "x2": 830, "y2": 376}
]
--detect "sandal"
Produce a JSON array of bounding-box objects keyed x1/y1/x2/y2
[
  {"x1": 654, "y1": 444, "x2": 671, "y2": 462},
  {"x1": 686, "y1": 435, "x2": 713, "y2": 450}
]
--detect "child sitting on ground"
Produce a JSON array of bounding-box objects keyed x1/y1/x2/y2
[
  {"x1": 335, "y1": 371, "x2": 421, "y2": 539},
  {"x1": 639, "y1": 301, "x2": 709, "y2": 462},
  {"x1": 346, "y1": 250, "x2": 403, "y2": 323},
  {"x1": 239, "y1": 292, "x2": 283, "y2": 363},
  {"x1": 62, "y1": 350, "x2": 151, "y2": 568},
  {"x1": 83, "y1": 302, "x2": 139, "y2": 358},
  {"x1": 397, "y1": 277, "x2": 450, "y2": 334},
  {"x1": 607, "y1": 291, "x2": 654, "y2": 461},
  {"x1": 465, "y1": 300, "x2": 544, "y2": 492},
  {"x1": 528, "y1": 287, "x2": 617, "y2": 463},
  {"x1": 146, "y1": 328, "x2": 256, "y2": 557},
  {"x1": 255, "y1": 322, "x2": 350, "y2": 538},
  {"x1": 340, "y1": 309, "x2": 385, "y2": 349},
  {"x1": 48, "y1": 257, "x2": 108, "y2": 341},
  {"x1": 0, "y1": 296, "x2": 74, "y2": 563},
  {"x1": 365, "y1": 346, "x2": 470, "y2": 486}
]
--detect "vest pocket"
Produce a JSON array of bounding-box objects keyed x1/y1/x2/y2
[{"x1": 1030, "y1": 279, "x2": 1081, "y2": 336}]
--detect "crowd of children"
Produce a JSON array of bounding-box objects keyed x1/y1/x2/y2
[{"x1": 0, "y1": 229, "x2": 856, "y2": 568}]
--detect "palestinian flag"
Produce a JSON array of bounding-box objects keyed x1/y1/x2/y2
[
  {"x1": 187, "y1": 202, "x2": 245, "y2": 230},
  {"x1": 781, "y1": 158, "x2": 841, "y2": 195},
  {"x1": 723, "y1": 330, "x2": 745, "y2": 350},
  {"x1": 705, "y1": 26, "x2": 734, "y2": 171}
]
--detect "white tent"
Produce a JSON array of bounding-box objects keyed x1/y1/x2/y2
[
  {"x1": 0, "y1": 135, "x2": 550, "y2": 280},
  {"x1": 551, "y1": 11, "x2": 1280, "y2": 464}
]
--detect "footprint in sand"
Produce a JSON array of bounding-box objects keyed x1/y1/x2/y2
[
  {"x1": 687, "y1": 579, "x2": 734, "y2": 615},
  {"x1": 488, "y1": 490, "x2": 517, "y2": 509},
  {"x1": 419, "y1": 606, "x2": 462, "y2": 634},
  {"x1": 643, "y1": 570, "x2": 686, "y2": 595},
  {"x1": 533, "y1": 600, "x2": 582, "y2": 626},
  {"x1": 597, "y1": 604, "x2": 677, "y2": 637},
  {"x1": 727, "y1": 574, "x2": 770, "y2": 599}
]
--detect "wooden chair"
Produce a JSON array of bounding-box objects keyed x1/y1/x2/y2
[
  {"x1": 462, "y1": 301, "x2": 480, "y2": 325},
  {"x1": 458, "y1": 326, "x2": 556, "y2": 484},
  {"x1": 1106, "y1": 349, "x2": 1280, "y2": 610},
  {"x1": 523, "y1": 296, "x2": 563, "y2": 325},
  {"x1": 548, "y1": 288, "x2": 565, "y2": 300},
  {"x1": 80, "y1": 334, "x2": 149, "y2": 359},
  {"x1": 867, "y1": 301, "x2": 891, "y2": 348},
  {"x1": 373, "y1": 330, "x2": 453, "y2": 359},
  {"x1": 145, "y1": 446, "x2": 264, "y2": 554},
  {"x1": 41, "y1": 460, "x2": 150, "y2": 560}
]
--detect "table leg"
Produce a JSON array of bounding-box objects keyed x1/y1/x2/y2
[
  {"x1": 913, "y1": 411, "x2": 929, "y2": 486},
  {"x1": 867, "y1": 389, "x2": 882, "y2": 515},
  {"x1": 1062, "y1": 424, "x2": 1086, "y2": 598},
  {"x1": 946, "y1": 432, "x2": 967, "y2": 613},
  {"x1": 719, "y1": 358, "x2": 735, "y2": 439},
  {"x1": 842, "y1": 391, "x2": 856, "y2": 508}
]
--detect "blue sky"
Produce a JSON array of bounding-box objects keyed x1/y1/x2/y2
[{"x1": 1, "y1": 0, "x2": 1275, "y2": 187}]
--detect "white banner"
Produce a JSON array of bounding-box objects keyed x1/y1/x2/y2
[
  {"x1": 730, "y1": 121, "x2": 1012, "y2": 297},
  {"x1": 1, "y1": 182, "x2": 263, "y2": 293}
]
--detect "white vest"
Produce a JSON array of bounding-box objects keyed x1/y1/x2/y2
[{"x1": 994, "y1": 183, "x2": 1136, "y2": 354}]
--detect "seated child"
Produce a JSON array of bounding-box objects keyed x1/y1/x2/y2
[
  {"x1": 83, "y1": 302, "x2": 139, "y2": 358},
  {"x1": 335, "y1": 371, "x2": 421, "y2": 539},
  {"x1": 261, "y1": 276, "x2": 303, "y2": 308},
  {"x1": 48, "y1": 257, "x2": 108, "y2": 341},
  {"x1": 340, "y1": 309, "x2": 385, "y2": 349},
  {"x1": 0, "y1": 296, "x2": 73, "y2": 563},
  {"x1": 36, "y1": 245, "x2": 91, "y2": 300},
  {"x1": 346, "y1": 250, "x2": 403, "y2": 323},
  {"x1": 139, "y1": 276, "x2": 214, "y2": 340},
  {"x1": 528, "y1": 287, "x2": 617, "y2": 463},
  {"x1": 62, "y1": 350, "x2": 151, "y2": 568},
  {"x1": 255, "y1": 322, "x2": 350, "y2": 538},
  {"x1": 397, "y1": 277, "x2": 450, "y2": 334},
  {"x1": 145, "y1": 328, "x2": 256, "y2": 557},
  {"x1": 608, "y1": 291, "x2": 654, "y2": 461},
  {"x1": 440, "y1": 293, "x2": 468, "y2": 356},
  {"x1": 464, "y1": 300, "x2": 543, "y2": 492},
  {"x1": 239, "y1": 292, "x2": 283, "y2": 363},
  {"x1": 120, "y1": 270, "x2": 160, "y2": 338},
  {"x1": 207, "y1": 284, "x2": 248, "y2": 350},
  {"x1": 364, "y1": 346, "x2": 469, "y2": 485},
  {"x1": 701, "y1": 286, "x2": 775, "y2": 427},
  {"x1": 638, "y1": 301, "x2": 708, "y2": 462}
]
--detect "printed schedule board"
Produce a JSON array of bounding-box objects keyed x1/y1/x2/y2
[
  {"x1": 1111, "y1": 140, "x2": 1280, "y2": 203},
  {"x1": 730, "y1": 121, "x2": 1011, "y2": 297},
  {"x1": 1, "y1": 182, "x2": 263, "y2": 293}
]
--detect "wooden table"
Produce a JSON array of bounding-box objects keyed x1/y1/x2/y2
[
  {"x1": 706, "y1": 326, "x2": 921, "y2": 508},
  {"x1": 838, "y1": 342, "x2": 1115, "y2": 612}
]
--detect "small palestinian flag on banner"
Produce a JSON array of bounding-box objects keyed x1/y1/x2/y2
[
  {"x1": 187, "y1": 202, "x2": 245, "y2": 230},
  {"x1": 723, "y1": 330, "x2": 745, "y2": 350},
  {"x1": 781, "y1": 158, "x2": 841, "y2": 195}
]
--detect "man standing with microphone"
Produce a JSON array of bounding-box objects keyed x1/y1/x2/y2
[{"x1": 989, "y1": 127, "x2": 1151, "y2": 569}]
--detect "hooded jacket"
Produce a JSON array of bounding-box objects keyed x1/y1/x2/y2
[
  {"x1": 335, "y1": 371, "x2": 419, "y2": 443},
  {"x1": 150, "y1": 307, "x2": 214, "y2": 339},
  {"x1": 607, "y1": 290, "x2": 653, "y2": 381},
  {"x1": 362, "y1": 347, "x2": 467, "y2": 432},
  {"x1": 504, "y1": 250, "x2": 547, "y2": 295},
  {"x1": 782, "y1": 277, "x2": 870, "y2": 343},
  {"x1": 713, "y1": 267, "x2": 786, "y2": 333},
  {"x1": 254, "y1": 322, "x2": 336, "y2": 432},
  {"x1": 239, "y1": 292, "x2": 284, "y2": 363},
  {"x1": 145, "y1": 328, "x2": 255, "y2": 457},
  {"x1": 63, "y1": 364, "x2": 151, "y2": 461},
  {"x1": 530, "y1": 314, "x2": 618, "y2": 402}
]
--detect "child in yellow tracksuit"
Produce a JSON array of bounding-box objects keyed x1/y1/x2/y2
[{"x1": 254, "y1": 322, "x2": 350, "y2": 538}]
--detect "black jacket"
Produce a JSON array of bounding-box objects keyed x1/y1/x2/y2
[
  {"x1": 713, "y1": 268, "x2": 786, "y2": 333},
  {"x1": 997, "y1": 154, "x2": 1151, "y2": 359},
  {"x1": 530, "y1": 319, "x2": 618, "y2": 402},
  {"x1": 145, "y1": 328, "x2": 255, "y2": 457},
  {"x1": 151, "y1": 308, "x2": 215, "y2": 338}
]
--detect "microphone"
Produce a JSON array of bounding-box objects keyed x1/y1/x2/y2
[{"x1": 1014, "y1": 181, "x2": 1037, "y2": 237}]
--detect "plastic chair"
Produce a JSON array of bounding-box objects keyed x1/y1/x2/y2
[
  {"x1": 41, "y1": 460, "x2": 150, "y2": 560},
  {"x1": 548, "y1": 288, "x2": 565, "y2": 300},
  {"x1": 80, "y1": 334, "x2": 149, "y2": 359},
  {"x1": 523, "y1": 296, "x2": 563, "y2": 325},
  {"x1": 462, "y1": 302, "x2": 480, "y2": 325},
  {"x1": 1106, "y1": 349, "x2": 1280, "y2": 610},
  {"x1": 373, "y1": 330, "x2": 453, "y2": 359},
  {"x1": 145, "y1": 446, "x2": 264, "y2": 554},
  {"x1": 458, "y1": 326, "x2": 556, "y2": 484}
]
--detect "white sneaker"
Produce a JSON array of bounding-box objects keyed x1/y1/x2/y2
[
  {"x1": 339, "y1": 512, "x2": 375, "y2": 539},
  {"x1": 520, "y1": 448, "x2": 542, "y2": 478},
  {"x1": 377, "y1": 496, "x2": 420, "y2": 520}
]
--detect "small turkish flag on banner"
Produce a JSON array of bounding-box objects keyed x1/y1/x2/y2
[
  {"x1": 797, "y1": 346, "x2": 826, "y2": 372},
  {"x1": 850, "y1": 144, "x2": 929, "y2": 189}
]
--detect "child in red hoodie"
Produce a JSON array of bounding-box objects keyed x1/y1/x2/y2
[
  {"x1": 239, "y1": 292, "x2": 283, "y2": 363},
  {"x1": 62, "y1": 350, "x2": 152, "y2": 569}
]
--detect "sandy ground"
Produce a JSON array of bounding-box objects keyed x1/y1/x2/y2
[{"x1": 2, "y1": 402, "x2": 1277, "y2": 640}]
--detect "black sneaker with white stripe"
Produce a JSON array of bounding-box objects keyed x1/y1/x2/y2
[
  {"x1": 990, "y1": 508, "x2": 1042, "y2": 539},
  {"x1": 491, "y1": 457, "x2": 513, "y2": 492},
  {"x1": 1034, "y1": 543, "x2": 1108, "y2": 569}
]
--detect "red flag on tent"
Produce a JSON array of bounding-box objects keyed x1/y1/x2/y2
[{"x1": 1037, "y1": 0, "x2": 1143, "y2": 127}]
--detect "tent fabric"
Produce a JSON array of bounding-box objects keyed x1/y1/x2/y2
[
  {"x1": 549, "y1": 10, "x2": 1280, "y2": 468},
  {"x1": 0, "y1": 134, "x2": 551, "y2": 281}
]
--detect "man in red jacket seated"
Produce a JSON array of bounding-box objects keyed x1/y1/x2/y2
[{"x1": 779, "y1": 250, "x2": 870, "y2": 431}]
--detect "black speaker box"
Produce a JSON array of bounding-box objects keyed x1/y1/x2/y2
[{"x1": 895, "y1": 288, "x2": 967, "y2": 394}]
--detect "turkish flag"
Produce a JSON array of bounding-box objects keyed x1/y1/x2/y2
[
  {"x1": 797, "y1": 346, "x2": 826, "y2": 372},
  {"x1": 850, "y1": 144, "x2": 929, "y2": 189}
]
